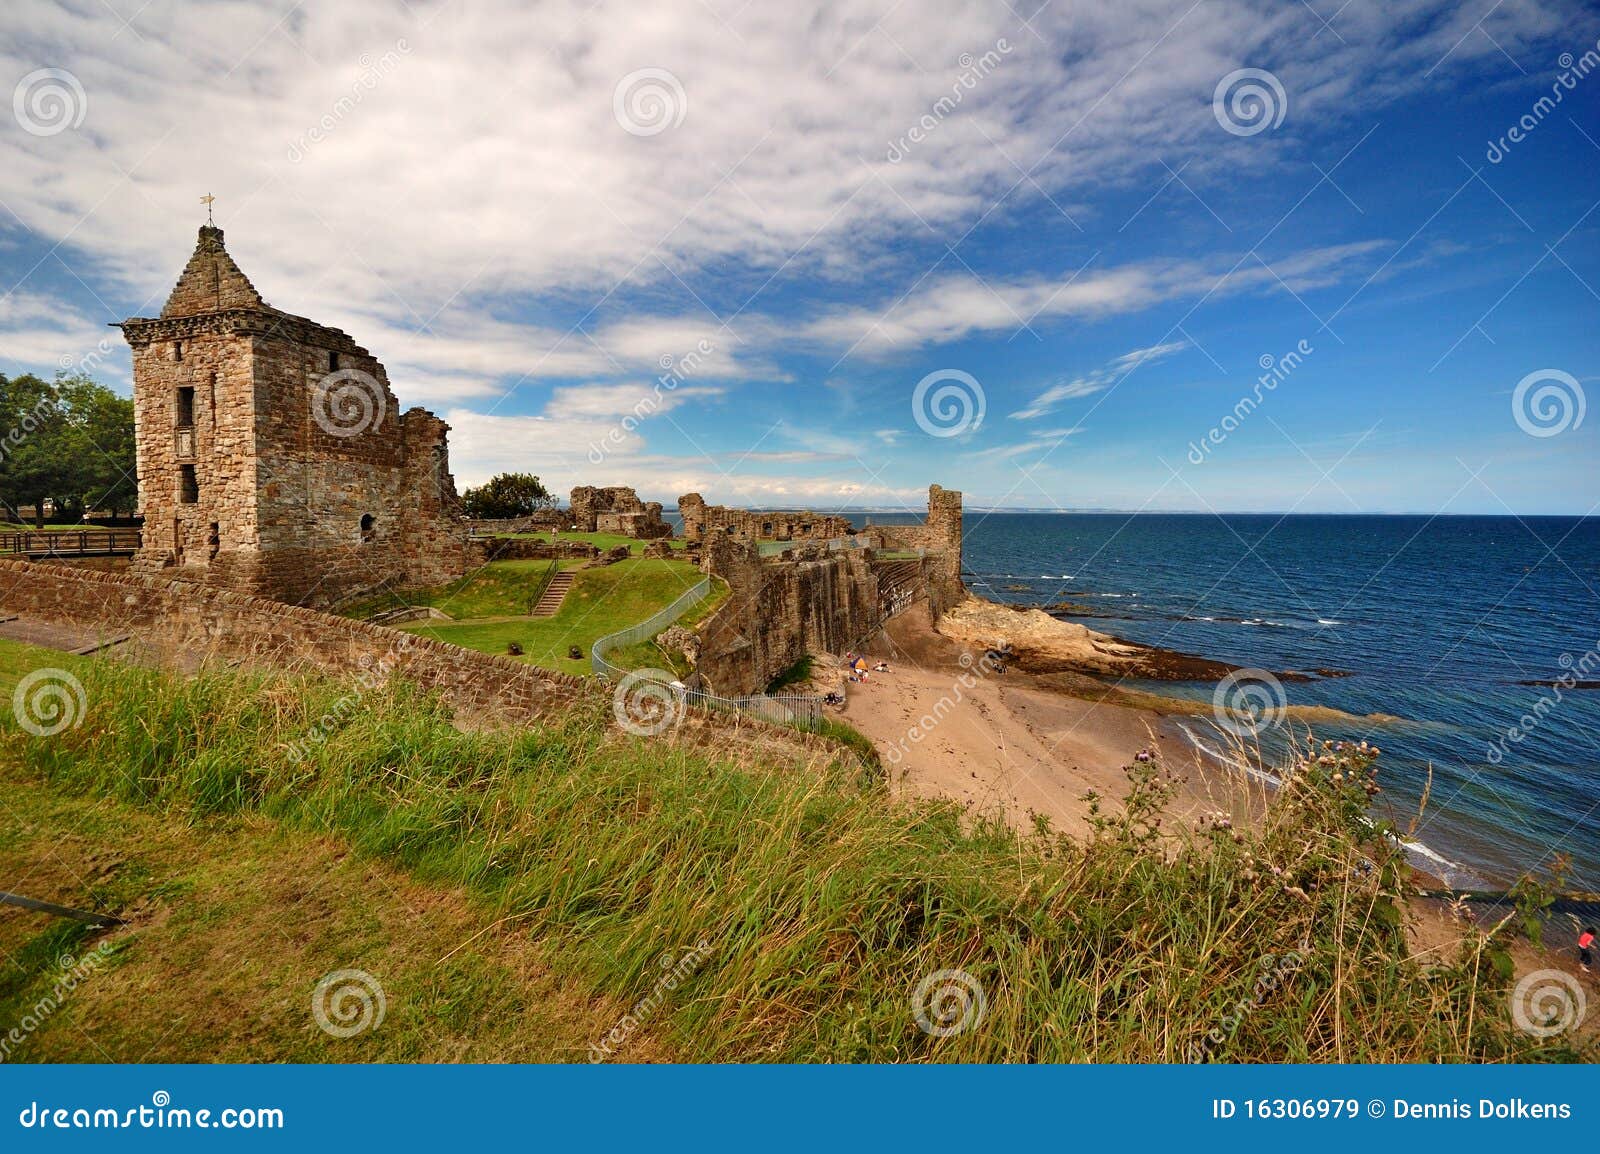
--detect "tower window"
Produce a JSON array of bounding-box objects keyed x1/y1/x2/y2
[
  {"x1": 179, "y1": 464, "x2": 199, "y2": 504},
  {"x1": 360, "y1": 513, "x2": 376, "y2": 542},
  {"x1": 173, "y1": 341, "x2": 183, "y2": 362},
  {"x1": 176, "y1": 386, "x2": 195, "y2": 427},
  {"x1": 329, "y1": 351, "x2": 339, "y2": 371}
]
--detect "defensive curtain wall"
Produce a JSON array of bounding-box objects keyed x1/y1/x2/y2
[{"x1": 667, "y1": 485, "x2": 964, "y2": 697}]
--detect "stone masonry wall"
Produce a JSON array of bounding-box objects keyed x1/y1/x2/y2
[
  {"x1": 121, "y1": 226, "x2": 472, "y2": 608},
  {"x1": 690, "y1": 534, "x2": 883, "y2": 697},
  {"x1": 568, "y1": 486, "x2": 670, "y2": 539},
  {"x1": 0, "y1": 559, "x2": 857, "y2": 764},
  {"x1": 0, "y1": 558, "x2": 585, "y2": 722},
  {"x1": 868, "y1": 484, "x2": 964, "y2": 615},
  {"x1": 677, "y1": 493, "x2": 854, "y2": 545}
]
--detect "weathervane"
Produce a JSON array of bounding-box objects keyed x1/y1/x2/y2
[{"x1": 200, "y1": 192, "x2": 215, "y2": 225}]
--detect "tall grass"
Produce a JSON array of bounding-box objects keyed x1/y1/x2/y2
[{"x1": 4, "y1": 659, "x2": 1577, "y2": 1063}]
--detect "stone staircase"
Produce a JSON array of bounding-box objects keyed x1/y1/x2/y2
[{"x1": 530, "y1": 569, "x2": 575, "y2": 617}]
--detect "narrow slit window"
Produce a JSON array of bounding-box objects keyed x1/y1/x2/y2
[
  {"x1": 176, "y1": 386, "x2": 196, "y2": 427},
  {"x1": 179, "y1": 464, "x2": 199, "y2": 504},
  {"x1": 173, "y1": 341, "x2": 183, "y2": 362},
  {"x1": 329, "y1": 351, "x2": 339, "y2": 371}
]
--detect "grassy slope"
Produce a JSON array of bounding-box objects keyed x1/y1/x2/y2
[
  {"x1": 342, "y1": 558, "x2": 575, "y2": 620},
  {"x1": 399, "y1": 557, "x2": 709, "y2": 675},
  {"x1": 0, "y1": 637, "x2": 1576, "y2": 1064}
]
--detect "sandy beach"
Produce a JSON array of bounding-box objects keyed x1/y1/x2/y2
[{"x1": 836, "y1": 598, "x2": 1258, "y2": 838}]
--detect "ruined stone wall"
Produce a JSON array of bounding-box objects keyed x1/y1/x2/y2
[
  {"x1": 868, "y1": 484, "x2": 964, "y2": 615},
  {"x1": 466, "y1": 510, "x2": 571, "y2": 535},
  {"x1": 0, "y1": 559, "x2": 585, "y2": 721},
  {"x1": 676, "y1": 493, "x2": 854, "y2": 545},
  {"x1": 0, "y1": 559, "x2": 858, "y2": 764},
  {"x1": 127, "y1": 324, "x2": 259, "y2": 587},
  {"x1": 569, "y1": 486, "x2": 669, "y2": 538},
  {"x1": 690, "y1": 534, "x2": 883, "y2": 696}
]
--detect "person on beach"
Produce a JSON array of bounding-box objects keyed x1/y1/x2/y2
[{"x1": 1581, "y1": 927, "x2": 1595, "y2": 972}]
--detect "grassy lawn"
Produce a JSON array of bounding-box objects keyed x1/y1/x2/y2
[
  {"x1": 595, "y1": 577, "x2": 730, "y2": 678},
  {"x1": 0, "y1": 636, "x2": 84, "y2": 686},
  {"x1": 342, "y1": 558, "x2": 577, "y2": 620},
  {"x1": 515, "y1": 531, "x2": 668, "y2": 556},
  {"x1": 0, "y1": 718, "x2": 681, "y2": 1062},
  {"x1": 398, "y1": 557, "x2": 710, "y2": 676}
]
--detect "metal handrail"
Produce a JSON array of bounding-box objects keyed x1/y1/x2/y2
[
  {"x1": 591, "y1": 576, "x2": 828, "y2": 732},
  {"x1": 591, "y1": 577, "x2": 711, "y2": 679}
]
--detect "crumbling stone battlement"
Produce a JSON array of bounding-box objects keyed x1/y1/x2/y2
[
  {"x1": 568, "y1": 486, "x2": 670, "y2": 539},
  {"x1": 677, "y1": 494, "x2": 855, "y2": 545},
  {"x1": 680, "y1": 484, "x2": 964, "y2": 695},
  {"x1": 118, "y1": 225, "x2": 471, "y2": 607}
]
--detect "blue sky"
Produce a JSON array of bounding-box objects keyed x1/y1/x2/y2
[{"x1": 0, "y1": 0, "x2": 1596, "y2": 516}]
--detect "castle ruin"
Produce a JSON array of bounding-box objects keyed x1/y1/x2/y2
[
  {"x1": 118, "y1": 225, "x2": 471, "y2": 606},
  {"x1": 677, "y1": 494, "x2": 855, "y2": 545},
  {"x1": 568, "y1": 485, "x2": 671, "y2": 539}
]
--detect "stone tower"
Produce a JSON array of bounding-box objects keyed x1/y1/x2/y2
[{"x1": 118, "y1": 225, "x2": 470, "y2": 606}]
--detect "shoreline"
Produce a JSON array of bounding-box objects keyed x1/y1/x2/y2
[{"x1": 835, "y1": 593, "x2": 1469, "y2": 888}]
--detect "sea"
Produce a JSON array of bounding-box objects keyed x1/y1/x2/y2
[{"x1": 848, "y1": 510, "x2": 1600, "y2": 892}]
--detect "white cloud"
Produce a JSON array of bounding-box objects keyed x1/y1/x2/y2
[{"x1": 1011, "y1": 340, "x2": 1192, "y2": 420}]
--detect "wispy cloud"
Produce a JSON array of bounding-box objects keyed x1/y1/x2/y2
[{"x1": 1011, "y1": 341, "x2": 1190, "y2": 420}]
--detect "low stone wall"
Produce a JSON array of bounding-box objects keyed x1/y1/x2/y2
[
  {"x1": 466, "y1": 512, "x2": 572, "y2": 535},
  {"x1": 0, "y1": 558, "x2": 588, "y2": 722},
  {"x1": 472, "y1": 537, "x2": 599, "y2": 562}
]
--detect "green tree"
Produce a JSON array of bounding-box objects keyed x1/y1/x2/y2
[
  {"x1": 461, "y1": 472, "x2": 556, "y2": 520},
  {"x1": 0, "y1": 373, "x2": 136, "y2": 525}
]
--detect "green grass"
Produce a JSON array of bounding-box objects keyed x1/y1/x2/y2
[
  {"x1": 592, "y1": 577, "x2": 731, "y2": 678},
  {"x1": 398, "y1": 557, "x2": 708, "y2": 676},
  {"x1": 521, "y1": 531, "x2": 661, "y2": 556},
  {"x1": 766, "y1": 656, "x2": 814, "y2": 693},
  {"x1": 0, "y1": 645, "x2": 1576, "y2": 1063},
  {"x1": 342, "y1": 558, "x2": 576, "y2": 620}
]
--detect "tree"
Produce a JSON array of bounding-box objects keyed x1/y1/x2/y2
[
  {"x1": 460, "y1": 472, "x2": 556, "y2": 520},
  {"x1": 0, "y1": 373, "x2": 136, "y2": 524}
]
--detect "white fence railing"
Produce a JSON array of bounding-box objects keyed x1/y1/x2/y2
[
  {"x1": 591, "y1": 577, "x2": 827, "y2": 732},
  {"x1": 591, "y1": 577, "x2": 710, "y2": 679}
]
